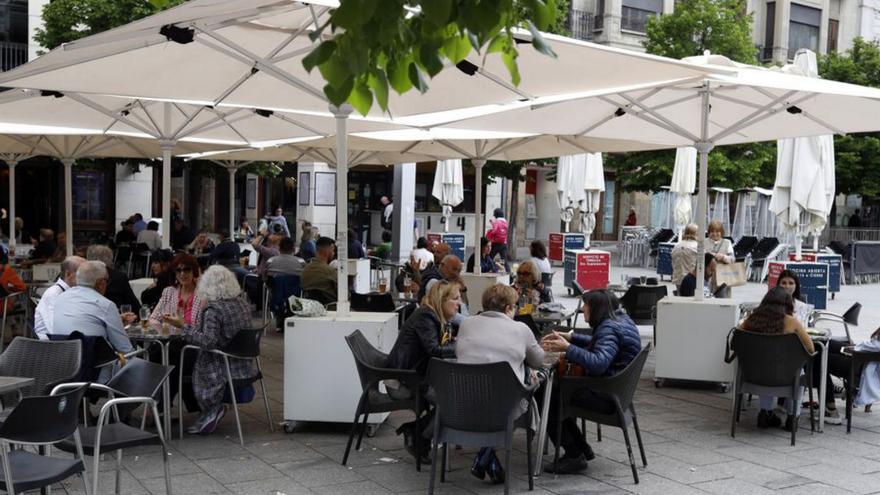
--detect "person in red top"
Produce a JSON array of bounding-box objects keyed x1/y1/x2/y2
[
  {"x1": 485, "y1": 208, "x2": 510, "y2": 272},
  {"x1": 0, "y1": 249, "x2": 25, "y2": 311},
  {"x1": 624, "y1": 207, "x2": 638, "y2": 226}
]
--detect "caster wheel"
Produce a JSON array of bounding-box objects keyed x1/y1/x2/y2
[
  {"x1": 282, "y1": 421, "x2": 298, "y2": 434},
  {"x1": 366, "y1": 424, "x2": 379, "y2": 437},
  {"x1": 720, "y1": 384, "x2": 730, "y2": 393},
  {"x1": 653, "y1": 379, "x2": 663, "y2": 388}
]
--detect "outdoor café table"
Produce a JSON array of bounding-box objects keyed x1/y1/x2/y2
[
  {"x1": 533, "y1": 351, "x2": 561, "y2": 477},
  {"x1": 127, "y1": 325, "x2": 181, "y2": 441},
  {"x1": 532, "y1": 308, "x2": 578, "y2": 332},
  {"x1": 0, "y1": 376, "x2": 34, "y2": 406}
]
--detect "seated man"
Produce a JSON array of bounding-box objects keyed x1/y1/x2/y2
[
  {"x1": 21, "y1": 228, "x2": 56, "y2": 267},
  {"x1": 52, "y1": 260, "x2": 135, "y2": 352},
  {"x1": 466, "y1": 236, "x2": 498, "y2": 274},
  {"x1": 411, "y1": 237, "x2": 434, "y2": 271},
  {"x1": 34, "y1": 256, "x2": 85, "y2": 340},
  {"x1": 86, "y1": 245, "x2": 141, "y2": 313},
  {"x1": 679, "y1": 253, "x2": 716, "y2": 298},
  {"x1": 266, "y1": 237, "x2": 305, "y2": 278},
  {"x1": 210, "y1": 229, "x2": 241, "y2": 268},
  {"x1": 301, "y1": 236, "x2": 338, "y2": 304},
  {"x1": 137, "y1": 221, "x2": 162, "y2": 251}
]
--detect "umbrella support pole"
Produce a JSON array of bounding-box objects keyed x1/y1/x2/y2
[
  {"x1": 159, "y1": 139, "x2": 176, "y2": 250},
  {"x1": 694, "y1": 82, "x2": 713, "y2": 301},
  {"x1": 7, "y1": 161, "x2": 15, "y2": 254},
  {"x1": 473, "y1": 159, "x2": 485, "y2": 275},
  {"x1": 332, "y1": 105, "x2": 353, "y2": 316},
  {"x1": 62, "y1": 158, "x2": 75, "y2": 257}
]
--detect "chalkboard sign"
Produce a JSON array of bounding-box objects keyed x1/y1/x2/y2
[
  {"x1": 785, "y1": 262, "x2": 829, "y2": 310},
  {"x1": 816, "y1": 254, "x2": 842, "y2": 294},
  {"x1": 656, "y1": 242, "x2": 675, "y2": 277}
]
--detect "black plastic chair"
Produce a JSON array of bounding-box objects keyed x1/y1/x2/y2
[
  {"x1": 350, "y1": 292, "x2": 396, "y2": 312},
  {"x1": 812, "y1": 303, "x2": 861, "y2": 344},
  {"x1": 726, "y1": 330, "x2": 816, "y2": 446},
  {"x1": 179, "y1": 326, "x2": 273, "y2": 445},
  {"x1": 554, "y1": 344, "x2": 652, "y2": 484},
  {"x1": 342, "y1": 330, "x2": 423, "y2": 469},
  {"x1": 0, "y1": 337, "x2": 81, "y2": 400},
  {"x1": 845, "y1": 349, "x2": 880, "y2": 433},
  {"x1": 426, "y1": 359, "x2": 537, "y2": 495},
  {"x1": 0, "y1": 385, "x2": 89, "y2": 495},
  {"x1": 53, "y1": 359, "x2": 173, "y2": 495},
  {"x1": 620, "y1": 285, "x2": 667, "y2": 324},
  {"x1": 733, "y1": 236, "x2": 758, "y2": 262},
  {"x1": 48, "y1": 333, "x2": 146, "y2": 385}
]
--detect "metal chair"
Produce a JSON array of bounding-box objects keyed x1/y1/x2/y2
[
  {"x1": 554, "y1": 344, "x2": 652, "y2": 484},
  {"x1": 179, "y1": 326, "x2": 273, "y2": 445},
  {"x1": 0, "y1": 291, "x2": 26, "y2": 353},
  {"x1": 812, "y1": 303, "x2": 861, "y2": 344},
  {"x1": 726, "y1": 330, "x2": 816, "y2": 446},
  {"x1": 0, "y1": 385, "x2": 90, "y2": 495},
  {"x1": 0, "y1": 337, "x2": 81, "y2": 402},
  {"x1": 426, "y1": 359, "x2": 537, "y2": 495},
  {"x1": 619, "y1": 285, "x2": 667, "y2": 325},
  {"x1": 342, "y1": 330, "x2": 423, "y2": 469},
  {"x1": 53, "y1": 359, "x2": 173, "y2": 495}
]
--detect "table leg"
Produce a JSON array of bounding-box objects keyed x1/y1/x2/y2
[
  {"x1": 818, "y1": 341, "x2": 828, "y2": 433},
  {"x1": 162, "y1": 342, "x2": 172, "y2": 441},
  {"x1": 534, "y1": 372, "x2": 554, "y2": 477}
]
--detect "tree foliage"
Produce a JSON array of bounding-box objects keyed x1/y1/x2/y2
[
  {"x1": 301, "y1": 0, "x2": 565, "y2": 115},
  {"x1": 607, "y1": 0, "x2": 774, "y2": 192},
  {"x1": 819, "y1": 38, "x2": 880, "y2": 197},
  {"x1": 35, "y1": 0, "x2": 185, "y2": 50}
]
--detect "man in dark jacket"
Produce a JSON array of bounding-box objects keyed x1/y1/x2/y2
[
  {"x1": 86, "y1": 245, "x2": 141, "y2": 313},
  {"x1": 210, "y1": 229, "x2": 241, "y2": 268}
]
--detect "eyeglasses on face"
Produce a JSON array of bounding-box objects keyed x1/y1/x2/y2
[{"x1": 175, "y1": 267, "x2": 193, "y2": 273}]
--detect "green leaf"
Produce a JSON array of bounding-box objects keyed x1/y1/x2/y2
[
  {"x1": 387, "y1": 56, "x2": 413, "y2": 94},
  {"x1": 302, "y1": 41, "x2": 337, "y2": 73},
  {"x1": 323, "y1": 78, "x2": 355, "y2": 107},
  {"x1": 418, "y1": 44, "x2": 444, "y2": 77},
  {"x1": 421, "y1": 0, "x2": 453, "y2": 26},
  {"x1": 487, "y1": 33, "x2": 508, "y2": 54},
  {"x1": 331, "y1": 0, "x2": 378, "y2": 30},
  {"x1": 528, "y1": 0, "x2": 553, "y2": 31},
  {"x1": 318, "y1": 54, "x2": 352, "y2": 90},
  {"x1": 408, "y1": 62, "x2": 429, "y2": 93},
  {"x1": 527, "y1": 22, "x2": 557, "y2": 58},
  {"x1": 367, "y1": 70, "x2": 390, "y2": 111},
  {"x1": 443, "y1": 34, "x2": 472, "y2": 63},
  {"x1": 501, "y1": 48, "x2": 521, "y2": 86},
  {"x1": 348, "y1": 79, "x2": 374, "y2": 115}
]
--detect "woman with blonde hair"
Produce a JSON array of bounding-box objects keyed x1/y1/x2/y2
[
  {"x1": 671, "y1": 223, "x2": 699, "y2": 290},
  {"x1": 164, "y1": 265, "x2": 252, "y2": 435},
  {"x1": 705, "y1": 219, "x2": 734, "y2": 265},
  {"x1": 387, "y1": 281, "x2": 460, "y2": 463},
  {"x1": 515, "y1": 260, "x2": 551, "y2": 307}
]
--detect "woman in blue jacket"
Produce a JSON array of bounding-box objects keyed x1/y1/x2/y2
[{"x1": 540, "y1": 289, "x2": 642, "y2": 474}]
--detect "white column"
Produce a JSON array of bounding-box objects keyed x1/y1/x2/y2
[
  {"x1": 228, "y1": 167, "x2": 237, "y2": 236},
  {"x1": 7, "y1": 161, "x2": 16, "y2": 254},
  {"x1": 694, "y1": 83, "x2": 714, "y2": 301},
  {"x1": 332, "y1": 105, "x2": 353, "y2": 316},
  {"x1": 61, "y1": 158, "x2": 74, "y2": 256},
  {"x1": 391, "y1": 162, "x2": 416, "y2": 264},
  {"x1": 160, "y1": 140, "x2": 175, "y2": 249},
  {"x1": 473, "y1": 159, "x2": 486, "y2": 275}
]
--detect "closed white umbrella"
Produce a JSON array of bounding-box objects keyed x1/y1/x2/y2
[
  {"x1": 556, "y1": 154, "x2": 586, "y2": 232},
  {"x1": 670, "y1": 147, "x2": 696, "y2": 236},
  {"x1": 581, "y1": 152, "x2": 604, "y2": 247},
  {"x1": 769, "y1": 50, "x2": 836, "y2": 259},
  {"x1": 431, "y1": 159, "x2": 464, "y2": 233}
]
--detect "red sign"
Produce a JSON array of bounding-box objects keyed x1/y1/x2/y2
[
  {"x1": 575, "y1": 251, "x2": 610, "y2": 290},
  {"x1": 788, "y1": 253, "x2": 817, "y2": 262},
  {"x1": 767, "y1": 261, "x2": 786, "y2": 288}
]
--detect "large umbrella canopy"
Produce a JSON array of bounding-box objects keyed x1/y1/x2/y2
[
  {"x1": 581, "y1": 153, "x2": 604, "y2": 247},
  {"x1": 431, "y1": 160, "x2": 464, "y2": 233},
  {"x1": 769, "y1": 50, "x2": 836, "y2": 258},
  {"x1": 670, "y1": 147, "x2": 696, "y2": 233}
]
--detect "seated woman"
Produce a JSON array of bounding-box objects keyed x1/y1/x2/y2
[
  {"x1": 530, "y1": 240, "x2": 553, "y2": 276},
  {"x1": 671, "y1": 223, "x2": 699, "y2": 290},
  {"x1": 775, "y1": 269, "x2": 813, "y2": 324},
  {"x1": 540, "y1": 290, "x2": 642, "y2": 474},
  {"x1": 679, "y1": 253, "x2": 716, "y2": 298},
  {"x1": 738, "y1": 287, "x2": 814, "y2": 431},
  {"x1": 140, "y1": 250, "x2": 175, "y2": 308},
  {"x1": 164, "y1": 265, "x2": 253, "y2": 435},
  {"x1": 386, "y1": 281, "x2": 460, "y2": 462},
  {"x1": 514, "y1": 260, "x2": 551, "y2": 312},
  {"x1": 457, "y1": 284, "x2": 545, "y2": 484}
]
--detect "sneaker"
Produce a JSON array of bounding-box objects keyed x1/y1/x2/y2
[
  {"x1": 825, "y1": 408, "x2": 842, "y2": 425},
  {"x1": 543, "y1": 454, "x2": 588, "y2": 475},
  {"x1": 757, "y1": 409, "x2": 781, "y2": 429},
  {"x1": 186, "y1": 411, "x2": 215, "y2": 434},
  {"x1": 199, "y1": 406, "x2": 226, "y2": 435}
]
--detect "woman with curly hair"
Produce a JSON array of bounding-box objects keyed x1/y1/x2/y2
[{"x1": 739, "y1": 287, "x2": 813, "y2": 430}]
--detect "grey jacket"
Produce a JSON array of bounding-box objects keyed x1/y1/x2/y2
[{"x1": 456, "y1": 311, "x2": 545, "y2": 384}]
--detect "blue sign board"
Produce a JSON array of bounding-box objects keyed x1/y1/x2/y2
[
  {"x1": 443, "y1": 233, "x2": 466, "y2": 261},
  {"x1": 564, "y1": 234, "x2": 585, "y2": 253},
  {"x1": 816, "y1": 254, "x2": 842, "y2": 294},
  {"x1": 564, "y1": 250, "x2": 577, "y2": 289},
  {"x1": 786, "y1": 262, "x2": 829, "y2": 310},
  {"x1": 656, "y1": 242, "x2": 675, "y2": 277}
]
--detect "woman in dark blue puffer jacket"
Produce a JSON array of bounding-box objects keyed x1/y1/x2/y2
[{"x1": 540, "y1": 289, "x2": 642, "y2": 474}]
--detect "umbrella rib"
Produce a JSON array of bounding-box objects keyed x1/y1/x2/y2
[
  {"x1": 617, "y1": 93, "x2": 701, "y2": 143},
  {"x1": 483, "y1": 138, "x2": 512, "y2": 157},
  {"x1": 436, "y1": 140, "x2": 475, "y2": 159},
  {"x1": 170, "y1": 105, "x2": 207, "y2": 140},
  {"x1": 272, "y1": 113, "x2": 328, "y2": 137},
  {"x1": 176, "y1": 108, "x2": 248, "y2": 141},
  {"x1": 65, "y1": 93, "x2": 160, "y2": 138},
  {"x1": 474, "y1": 67, "x2": 534, "y2": 99},
  {"x1": 597, "y1": 95, "x2": 693, "y2": 142},
  {"x1": 490, "y1": 136, "x2": 541, "y2": 158},
  {"x1": 119, "y1": 138, "x2": 154, "y2": 159},
  {"x1": 136, "y1": 100, "x2": 165, "y2": 137},
  {"x1": 559, "y1": 135, "x2": 593, "y2": 153},
  {"x1": 400, "y1": 141, "x2": 420, "y2": 154},
  {"x1": 708, "y1": 92, "x2": 770, "y2": 111},
  {"x1": 269, "y1": 45, "x2": 314, "y2": 64},
  {"x1": 800, "y1": 111, "x2": 845, "y2": 135},
  {"x1": 193, "y1": 24, "x2": 327, "y2": 103},
  {"x1": 710, "y1": 90, "x2": 800, "y2": 143},
  {"x1": 7, "y1": 135, "x2": 50, "y2": 157}
]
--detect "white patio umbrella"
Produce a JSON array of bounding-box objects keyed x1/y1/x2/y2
[
  {"x1": 769, "y1": 50, "x2": 836, "y2": 259},
  {"x1": 581, "y1": 152, "x2": 605, "y2": 247},
  {"x1": 431, "y1": 160, "x2": 465, "y2": 233},
  {"x1": 0, "y1": 127, "x2": 228, "y2": 255},
  {"x1": 670, "y1": 147, "x2": 696, "y2": 237},
  {"x1": 0, "y1": 0, "x2": 716, "y2": 313},
  {"x1": 556, "y1": 154, "x2": 587, "y2": 232}
]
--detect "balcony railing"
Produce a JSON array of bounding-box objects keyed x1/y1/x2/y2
[
  {"x1": 0, "y1": 41, "x2": 28, "y2": 72},
  {"x1": 568, "y1": 9, "x2": 595, "y2": 41}
]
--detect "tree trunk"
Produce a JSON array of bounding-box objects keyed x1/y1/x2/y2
[{"x1": 507, "y1": 177, "x2": 519, "y2": 261}]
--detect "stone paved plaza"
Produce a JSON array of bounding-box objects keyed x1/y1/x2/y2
[{"x1": 45, "y1": 251, "x2": 880, "y2": 494}]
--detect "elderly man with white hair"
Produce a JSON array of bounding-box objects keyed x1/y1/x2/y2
[
  {"x1": 86, "y1": 244, "x2": 141, "y2": 312},
  {"x1": 33, "y1": 255, "x2": 85, "y2": 340},
  {"x1": 163, "y1": 265, "x2": 252, "y2": 435},
  {"x1": 52, "y1": 260, "x2": 134, "y2": 352}
]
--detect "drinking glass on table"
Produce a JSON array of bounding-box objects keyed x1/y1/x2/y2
[
  {"x1": 139, "y1": 305, "x2": 151, "y2": 333},
  {"x1": 120, "y1": 304, "x2": 132, "y2": 315}
]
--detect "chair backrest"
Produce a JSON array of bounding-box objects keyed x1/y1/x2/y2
[
  {"x1": 219, "y1": 327, "x2": 265, "y2": 359},
  {"x1": 733, "y1": 236, "x2": 758, "y2": 258},
  {"x1": 0, "y1": 384, "x2": 87, "y2": 444},
  {"x1": 0, "y1": 337, "x2": 81, "y2": 397},
  {"x1": 345, "y1": 330, "x2": 391, "y2": 390},
  {"x1": 427, "y1": 359, "x2": 526, "y2": 433},
  {"x1": 268, "y1": 275, "x2": 303, "y2": 308},
  {"x1": 350, "y1": 292, "x2": 396, "y2": 313},
  {"x1": 540, "y1": 272, "x2": 553, "y2": 286},
  {"x1": 605, "y1": 343, "x2": 652, "y2": 412},
  {"x1": 844, "y1": 303, "x2": 861, "y2": 326},
  {"x1": 731, "y1": 330, "x2": 811, "y2": 387},
  {"x1": 106, "y1": 358, "x2": 174, "y2": 400},
  {"x1": 621, "y1": 285, "x2": 667, "y2": 321},
  {"x1": 48, "y1": 332, "x2": 117, "y2": 382},
  {"x1": 570, "y1": 281, "x2": 585, "y2": 296}
]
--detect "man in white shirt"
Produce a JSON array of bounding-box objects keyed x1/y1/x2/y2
[
  {"x1": 136, "y1": 221, "x2": 162, "y2": 251},
  {"x1": 33, "y1": 256, "x2": 85, "y2": 340},
  {"x1": 52, "y1": 261, "x2": 135, "y2": 352},
  {"x1": 410, "y1": 237, "x2": 434, "y2": 271},
  {"x1": 381, "y1": 196, "x2": 393, "y2": 229}
]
